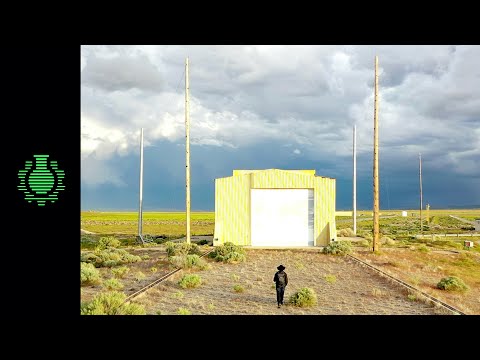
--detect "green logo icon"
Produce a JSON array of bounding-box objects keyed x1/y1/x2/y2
[{"x1": 17, "y1": 154, "x2": 65, "y2": 206}]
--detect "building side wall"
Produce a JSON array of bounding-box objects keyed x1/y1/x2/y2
[
  {"x1": 314, "y1": 177, "x2": 336, "y2": 246},
  {"x1": 214, "y1": 175, "x2": 251, "y2": 246}
]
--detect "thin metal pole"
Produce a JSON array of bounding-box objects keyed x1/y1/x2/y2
[
  {"x1": 138, "y1": 128, "x2": 144, "y2": 242},
  {"x1": 353, "y1": 124, "x2": 357, "y2": 235},
  {"x1": 185, "y1": 57, "x2": 191, "y2": 244},
  {"x1": 419, "y1": 153, "x2": 423, "y2": 233},
  {"x1": 373, "y1": 56, "x2": 380, "y2": 252}
]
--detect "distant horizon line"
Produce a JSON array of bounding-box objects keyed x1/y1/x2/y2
[{"x1": 81, "y1": 206, "x2": 480, "y2": 212}]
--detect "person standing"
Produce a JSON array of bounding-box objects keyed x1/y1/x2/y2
[{"x1": 273, "y1": 264, "x2": 288, "y2": 308}]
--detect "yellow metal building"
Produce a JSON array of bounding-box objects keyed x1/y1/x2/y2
[{"x1": 214, "y1": 169, "x2": 336, "y2": 247}]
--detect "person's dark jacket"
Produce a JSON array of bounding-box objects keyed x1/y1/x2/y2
[{"x1": 273, "y1": 270, "x2": 288, "y2": 288}]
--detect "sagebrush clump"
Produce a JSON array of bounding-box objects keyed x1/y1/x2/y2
[
  {"x1": 81, "y1": 291, "x2": 146, "y2": 315},
  {"x1": 324, "y1": 274, "x2": 336, "y2": 283},
  {"x1": 178, "y1": 274, "x2": 202, "y2": 289},
  {"x1": 322, "y1": 241, "x2": 352, "y2": 255},
  {"x1": 289, "y1": 287, "x2": 317, "y2": 307},
  {"x1": 111, "y1": 266, "x2": 130, "y2": 279},
  {"x1": 233, "y1": 284, "x2": 245, "y2": 293},
  {"x1": 102, "y1": 278, "x2": 124, "y2": 291},
  {"x1": 176, "y1": 307, "x2": 191, "y2": 315},
  {"x1": 96, "y1": 236, "x2": 121, "y2": 250},
  {"x1": 416, "y1": 244, "x2": 430, "y2": 253},
  {"x1": 168, "y1": 254, "x2": 209, "y2": 270},
  {"x1": 81, "y1": 262, "x2": 102, "y2": 286},
  {"x1": 134, "y1": 271, "x2": 146, "y2": 282},
  {"x1": 437, "y1": 276, "x2": 469, "y2": 292},
  {"x1": 81, "y1": 248, "x2": 142, "y2": 268},
  {"x1": 165, "y1": 241, "x2": 201, "y2": 257},
  {"x1": 381, "y1": 236, "x2": 396, "y2": 246},
  {"x1": 209, "y1": 242, "x2": 246, "y2": 263},
  {"x1": 337, "y1": 228, "x2": 355, "y2": 237}
]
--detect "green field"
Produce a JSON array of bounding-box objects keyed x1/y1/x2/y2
[
  {"x1": 81, "y1": 211, "x2": 215, "y2": 236},
  {"x1": 337, "y1": 209, "x2": 480, "y2": 237},
  {"x1": 82, "y1": 209, "x2": 479, "y2": 239}
]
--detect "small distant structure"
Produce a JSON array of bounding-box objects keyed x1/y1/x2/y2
[
  {"x1": 464, "y1": 240, "x2": 474, "y2": 248},
  {"x1": 402, "y1": 211, "x2": 408, "y2": 217},
  {"x1": 475, "y1": 219, "x2": 480, "y2": 231}
]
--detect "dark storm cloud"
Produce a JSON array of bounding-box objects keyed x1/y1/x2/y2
[{"x1": 81, "y1": 45, "x2": 480, "y2": 209}]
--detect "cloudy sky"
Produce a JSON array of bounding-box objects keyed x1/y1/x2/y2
[{"x1": 81, "y1": 45, "x2": 480, "y2": 210}]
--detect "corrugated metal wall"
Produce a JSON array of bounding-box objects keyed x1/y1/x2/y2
[
  {"x1": 314, "y1": 176, "x2": 336, "y2": 246},
  {"x1": 214, "y1": 169, "x2": 336, "y2": 246},
  {"x1": 214, "y1": 174, "x2": 251, "y2": 246}
]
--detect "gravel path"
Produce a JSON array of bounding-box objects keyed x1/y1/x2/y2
[{"x1": 136, "y1": 249, "x2": 447, "y2": 315}]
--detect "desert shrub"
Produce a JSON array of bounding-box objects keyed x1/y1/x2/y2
[
  {"x1": 80, "y1": 291, "x2": 146, "y2": 315},
  {"x1": 111, "y1": 266, "x2": 129, "y2": 279},
  {"x1": 169, "y1": 255, "x2": 188, "y2": 268},
  {"x1": 360, "y1": 231, "x2": 373, "y2": 241},
  {"x1": 164, "y1": 241, "x2": 176, "y2": 256},
  {"x1": 103, "y1": 278, "x2": 124, "y2": 291},
  {"x1": 231, "y1": 274, "x2": 240, "y2": 281},
  {"x1": 165, "y1": 242, "x2": 201, "y2": 257},
  {"x1": 168, "y1": 254, "x2": 209, "y2": 270},
  {"x1": 233, "y1": 284, "x2": 245, "y2": 293},
  {"x1": 289, "y1": 287, "x2": 317, "y2": 307},
  {"x1": 150, "y1": 267, "x2": 158, "y2": 273},
  {"x1": 323, "y1": 241, "x2": 352, "y2": 255},
  {"x1": 134, "y1": 271, "x2": 146, "y2": 282},
  {"x1": 96, "y1": 236, "x2": 121, "y2": 250},
  {"x1": 122, "y1": 303, "x2": 147, "y2": 315},
  {"x1": 80, "y1": 252, "x2": 101, "y2": 267},
  {"x1": 177, "y1": 308, "x2": 191, "y2": 315},
  {"x1": 381, "y1": 236, "x2": 396, "y2": 245},
  {"x1": 178, "y1": 274, "x2": 202, "y2": 289},
  {"x1": 103, "y1": 260, "x2": 118, "y2": 268},
  {"x1": 82, "y1": 248, "x2": 142, "y2": 268},
  {"x1": 81, "y1": 262, "x2": 101, "y2": 286},
  {"x1": 437, "y1": 276, "x2": 469, "y2": 292},
  {"x1": 407, "y1": 294, "x2": 417, "y2": 301},
  {"x1": 358, "y1": 239, "x2": 371, "y2": 247},
  {"x1": 186, "y1": 254, "x2": 201, "y2": 267},
  {"x1": 141, "y1": 255, "x2": 150, "y2": 260},
  {"x1": 209, "y1": 242, "x2": 246, "y2": 263},
  {"x1": 416, "y1": 244, "x2": 430, "y2": 252},
  {"x1": 324, "y1": 274, "x2": 336, "y2": 283},
  {"x1": 172, "y1": 291, "x2": 184, "y2": 299},
  {"x1": 371, "y1": 287, "x2": 386, "y2": 296},
  {"x1": 337, "y1": 228, "x2": 355, "y2": 237},
  {"x1": 81, "y1": 235, "x2": 98, "y2": 250},
  {"x1": 156, "y1": 310, "x2": 162, "y2": 315}
]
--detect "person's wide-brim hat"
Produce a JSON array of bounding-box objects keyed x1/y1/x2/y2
[{"x1": 277, "y1": 265, "x2": 286, "y2": 271}]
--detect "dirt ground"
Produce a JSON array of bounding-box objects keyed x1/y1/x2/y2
[
  {"x1": 352, "y1": 248, "x2": 480, "y2": 314},
  {"x1": 135, "y1": 249, "x2": 449, "y2": 315},
  {"x1": 81, "y1": 247, "x2": 171, "y2": 303}
]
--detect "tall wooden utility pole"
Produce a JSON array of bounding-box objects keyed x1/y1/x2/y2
[
  {"x1": 185, "y1": 57, "x2": 191, "y2": 244},
  {"x1": 419, "y1": 153, "x2": 423, "y2": 233},
  {"x1": 138, "y1": 128, "x2": 144, "y2": 244},
  {"x1": 372, "y1": 56, "x2": 380, "y2": 252},
  {"x1": 353, "y1": 124, "x2": 357, "y2": 235}
]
